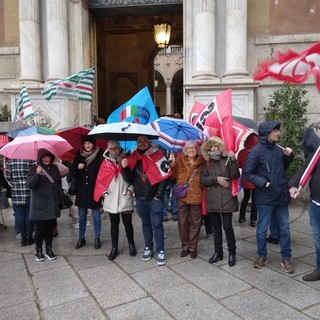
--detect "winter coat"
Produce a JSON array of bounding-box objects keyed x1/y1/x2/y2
[
  {"x1": 26, "y1": 149, "x2": 61, "y2": 221},
  {"x1": 71, "y1": 147, "x2": 104, "y2": 209},
  {"x1": 237, "y1": 134, "x2": 258, "y2": 189},
  {"x1": 5, "y1": 159, "x2": 35, "y2": 205},
  {"x1": 170, "y1": 153, "x2": 204, "y2": 205},
  {"x1": 244, "y1": 121, "x2": 293, "y2": 206},
  {"x1": 290, "y1": 128, "x2": 320, "y2": 203},
  {"x1": 200, "y1": 137, "x2": 240, "y2": 213},
  {"x1": 96, "y1": 151, "x2": 134, "y2": 214}
]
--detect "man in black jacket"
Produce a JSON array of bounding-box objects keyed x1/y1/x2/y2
[
  {"x1": 289, "y1": 121, "x2": 320, "y2": 281},
  {"x1": 244, "y1": 121, "x2": 294, "y2": 273},
  {"x1": 121, "y1": 135, "x2": 169, "y2": 266}
]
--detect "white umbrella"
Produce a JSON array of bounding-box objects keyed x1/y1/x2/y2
[{"x1": 88, "y1": 122, "x2": 160, "y2": 141}]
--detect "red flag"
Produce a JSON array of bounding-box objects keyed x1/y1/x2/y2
[
  {"x1": 253, "y1": 42, "x2": 320, "y2": 92},
  {"x1": 189, "y1": 101, "x2": 206, "y2": 126},
  {"x1": 299, "y1": 145, "x2": 320, "y2": 190}
]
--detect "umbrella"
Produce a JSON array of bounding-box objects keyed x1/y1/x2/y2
[
  {"x1": 0, "y1": 121, "x2": 30, "y2": 134},
  {"x1": 6, "y1": 126, "x2": 55, "y2": 138},
  {"x1": 0, "y1": 135, "x2": 11, "y2": 149},
  {"x1": 55, "y1": 125, "x2": 109, "y2": 161},
  {"x1": 88, "y1": 122, "x2": 160, "y2": 141},
  {"x1": 0, "y1": 134, "x2": 72, "y2": 160},
  {"x1": 150, "y1": 117, "x2": 208, "y2": 152},
  {"x1": 232, "y1": 116, "x2": 258, "y2": 131}
]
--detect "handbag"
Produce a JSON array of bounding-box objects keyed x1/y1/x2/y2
[
  {"x1": 42, "y1": 167, "x2": 73, "y2": 210},
  {"x1": 172, "y1": 169, "x2": 198, "y2": 198},
  {"x1": 68, "y1": 176, "x2": 77, "y2": 195}
]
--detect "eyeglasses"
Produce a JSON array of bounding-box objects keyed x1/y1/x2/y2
[{"x1": 186, "y1": 147, "x2": 197, "y2": 150}]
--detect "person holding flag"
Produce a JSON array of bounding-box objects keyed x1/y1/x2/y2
[
  {"x1": 244, "y1": 121, "x2": 295, "y2": 273},
  {"x1": 289, "y1": 124, "x2": 320, "y2": 281},
  {"x1": 121, "y1": 135, "x2": 170, "y2": 266}
]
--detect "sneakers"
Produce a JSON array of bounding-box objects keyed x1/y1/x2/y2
[
  {"x1": 172, "y1": 215, "x2": 178, "y2": 221},
  {"x1": 302, "y1": 269, "x2": 320, "y2": 281},
  {"x1": 45, "y1": 250, "x2": 57, "y2": 261},
  {"x1": 254, "y1": 256, "x2": 268, "y2": 269},
  {"x1": 72, "y1": 222, "x2": 79, "y2": 229},
  {"x1": 163, "y1": 215, "x2": 168, "y2": 222},
  {"x1": 142, "y1": 247, "x2": 153, "y2": 261},
  {"x1": 205, "y1": 233, "x2": 213, "y2": 240},
  {"x1": 35, "y1": 251, "x2": 45, "y2": 262},
  {"x1": 281, "y1": 259, "x2": 294, "y2": 273},
  {"x1": 157, "y1": 251, "x2": 167, "y2": 266},
  {"x1": 86, "y1": 220, "x2": 91, "y2": 227}
]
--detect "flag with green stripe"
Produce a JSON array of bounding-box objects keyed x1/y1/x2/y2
[
  {"x1": 15, "y1": 83, "x2": 34, "y2": 122},
  {"x1": 41, "y1": 67, "x2": 95, "y2": 102}
]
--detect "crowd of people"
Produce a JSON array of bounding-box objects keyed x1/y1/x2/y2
[{"x1": 1, "y1": 119, "x2": 320, "y2": 282}]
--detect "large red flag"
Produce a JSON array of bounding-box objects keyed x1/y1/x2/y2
[
  {"x1": 298, "y1": 145, "x2": 320, "y2": 190},
  {"x1": 253, "y1": 42, "x2": 320, "y2": 92}
]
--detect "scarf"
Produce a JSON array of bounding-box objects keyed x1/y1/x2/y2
[
  {"x1": 80, "y1": 146, "x2": 99, "y2": 166},
  {"x1": 208, "y1": 150, "x2": 221, "y2": 161}
]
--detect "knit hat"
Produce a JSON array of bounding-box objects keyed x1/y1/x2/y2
[
  {"x1": 83, "y1": 135, "x2": 96, "y2": 146},
  {"x1": 108, "y1": 140, "x2": 121, "y2": 150}
]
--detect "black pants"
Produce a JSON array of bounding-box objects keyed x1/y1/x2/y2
[
  {"x1": 239, "y1": 188, "x2": 257, "y2": 221},
  {"x1": 109, "y1": 212, "x2": 134, "y2": 248},
  {"x1": 209, "y1": 212, "x2": 236, "y2": 254},
  {"x1": 34, "y1": 219, "x2": 56, "y2": 250}
]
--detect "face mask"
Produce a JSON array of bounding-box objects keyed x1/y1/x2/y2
[{"x1": 208, "y1": 150, "x2": 221, "y2": 160}]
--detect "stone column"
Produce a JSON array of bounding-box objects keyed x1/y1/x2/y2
[
  {"x1": 223, "y1": 0, "x2": 249, "y2": 80},
  {"x1": 19, "y1": 0, "x2": 42, "y2": 82},
  {"x1": 192, "y1": 0, "x2": 217, "y2": 80},
  {"x1": 166, "y1": 84, "x2": 171, "y2": 115},
  {"x1": 46, "y1": 0, "x2": 69, "y2": 81}
]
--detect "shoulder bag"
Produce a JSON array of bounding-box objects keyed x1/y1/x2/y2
[{"x1": 172, "y1": 169, "x2": 198, "y2": 198}]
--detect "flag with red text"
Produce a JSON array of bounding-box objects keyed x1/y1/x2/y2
[
  {"x1": 253, "y1": 42, "x2": 320, "y2": 92},
  {"x1": 41, "y1": 67, "x2": 95, "y2": 101}
]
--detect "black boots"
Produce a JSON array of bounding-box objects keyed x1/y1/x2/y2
[
  {"x1": 94, "y1": 238, "x2": 101, "y2": 249},
  {"x1": 75, "y1": 238, "x2": 86, "y2": 249},
  {"x1": 209, "y1": 250, "x2": 223, "y2": 264},
  {"x1": 45, "y1": 246, "x2": 56, "y2": 260},
  {"x1": 228, "y1": 252, "x2": 236, "y2": 267},
  {"x1": 108, "y1": 247, "x2": 118, "y2": 261},
  {"x1": 129, "y1": 242, "x2": 137, "y2": 256}
]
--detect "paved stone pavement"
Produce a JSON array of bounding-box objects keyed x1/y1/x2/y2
[{"x1": 0, "y1": 199, "x2": 319, "y2": 320}]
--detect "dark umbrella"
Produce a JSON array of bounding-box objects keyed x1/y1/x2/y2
[
  {"x1": 232, "y1": 116, "x2": 258, "y2": 131},
  {"x1": 0, "y1": 121, "x2": 30, "y2": 134}
]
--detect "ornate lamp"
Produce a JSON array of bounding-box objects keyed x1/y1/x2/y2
[{"x1": 153, "y1": 23, "x2": 172, "y2": 48}]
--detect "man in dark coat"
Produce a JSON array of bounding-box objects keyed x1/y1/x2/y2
[
  {"x1": 289, "y1": 121, "x2": 320, "y2": 281},
  {"x1": 244, "y1": 121, "x2": 295, "y2": 273}
]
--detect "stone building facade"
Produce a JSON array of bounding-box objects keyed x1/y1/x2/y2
[{"x1": 0, "y1": 0, "x2": 319, "y2": 130}]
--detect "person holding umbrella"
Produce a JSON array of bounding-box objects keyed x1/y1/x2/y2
[
  {"x1": 72, "y1": 135, "x2": 104, "y2": 250},
  {"x1": 94, "y1": 140, "x2": 136, "y2": 260},
  {"x1": 27, "y1": 149, "x2": 61, "y2": 261}
]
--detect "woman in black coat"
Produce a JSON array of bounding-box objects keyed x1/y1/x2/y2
[
  {"x1": 71, "y1": 135, "x2": 103, "y2": 250},
  {"x1": 27, "y1": 149, "x2": 61, "y2": 262}
]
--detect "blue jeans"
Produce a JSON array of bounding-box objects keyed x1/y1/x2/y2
[
  {"x1": 309, "y1": 201, "x2": 320, "y2": 269},
  {"x1": 78, "y1": 207, "x2": 101, "y2": 238},
  {"x1": 163, "y1": 180, "x2": 177, "y2": 217},
  {"x1": 136, "y1": 198, "x2": 164, "y2": 253},
  {"x1": 269, "y1": 212, "x2": 279, "y2": 239},
  {"x1": 14, "y1": 204, "x2": 33, "y2": 238},
  {"x1": 256, "y1": 204, "x2": 291, "y2": 259}
]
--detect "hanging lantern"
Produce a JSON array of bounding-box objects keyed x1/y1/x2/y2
[{"x1": 153, "y1": 23, "x2": 172, "y2": 48}]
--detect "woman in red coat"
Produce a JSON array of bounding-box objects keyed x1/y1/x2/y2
[{"x1": 237, "y1": 133, "x2": 258, "y2": 227}]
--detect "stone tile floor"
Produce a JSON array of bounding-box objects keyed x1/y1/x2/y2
[{"x1": 0, "y1": 199, "x2": 319, "y2": 319}]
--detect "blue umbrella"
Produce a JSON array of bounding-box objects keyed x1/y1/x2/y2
[
  {"x1": 150, "y1": 117, "x2": 208, "y2": 153},
  {"x1": 6, "y1": 126, "x2": 55, "y2": 138}
]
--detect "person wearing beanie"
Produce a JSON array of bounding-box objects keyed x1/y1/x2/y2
[
  {"x1": 26, "y1": 149, "x2": 61, "y2": 262},
  {"x1": 94, "y1": 140, "x2": 136, "y2": 261},
  {"x1": 71, "y1": 135, "x2": 104, "y2": 250}
]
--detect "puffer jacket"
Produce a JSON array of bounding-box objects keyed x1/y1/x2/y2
[
  {"x1": 244, "y1": 121, "x2": 293, "y2": 205},
  {"x1": 200, "y1": 136, "x2": 240, "y2": 213},
  {"x1": 170, "y1": 153, "x2": 204, "y2": 205}
]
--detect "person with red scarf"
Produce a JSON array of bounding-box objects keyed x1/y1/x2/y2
[{"x1": 94, "y1": 140, "x2": 136, "y2": 261}]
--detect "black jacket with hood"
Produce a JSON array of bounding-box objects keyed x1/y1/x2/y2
[
  {"x1": 243, "y1": 121, "x2": 293, "y2": 206},
  {"x1": 27, "y1": 149, "x2": 61, "y2": 221}
]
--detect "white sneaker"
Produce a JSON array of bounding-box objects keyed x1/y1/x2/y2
[
  {"x1": 86, "y1": 220, "x2": 91, "y2": 227},
  {"x1": 157, "y1": 251, "x2": 167, "y2": 266},
  {"x1": 72, "y1": 222, "x2": 79, "y2": 229}
]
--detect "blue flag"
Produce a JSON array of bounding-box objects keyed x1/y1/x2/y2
[{"x1": 107, "y1": 86, "x2": 158, "y2": 124}]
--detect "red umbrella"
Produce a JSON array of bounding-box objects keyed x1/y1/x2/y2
[{"x1": 55, "y1": 125, "x2": 108, "y2": 161}]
